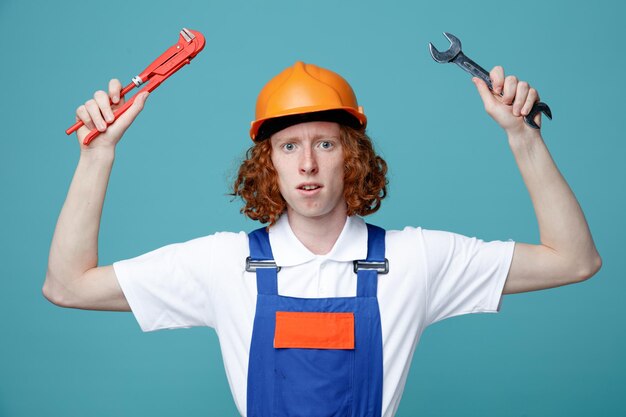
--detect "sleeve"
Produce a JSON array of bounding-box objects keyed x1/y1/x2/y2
[
  {"x1": 113, "y1": 235, "x2": 216, "y2": 332},
  {"x1": 421, "y1": 229, "x2": 515, "y2": 326}
]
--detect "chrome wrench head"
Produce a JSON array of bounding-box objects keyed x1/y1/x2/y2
[
  {"x1": 525, "y1": 102, "x2": 553, "y2": 129},
  {"x1": 428, "y1": 32, "x2": 462, "y2": 63}
]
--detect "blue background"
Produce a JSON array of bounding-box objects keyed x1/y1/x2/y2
[{"x1": 1, "y1": 0, "x2": 624, "y2": 416}]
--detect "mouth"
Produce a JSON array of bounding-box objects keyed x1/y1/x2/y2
[{"x1": 297, "y1": 183, "x2": 323, "y2": 192}]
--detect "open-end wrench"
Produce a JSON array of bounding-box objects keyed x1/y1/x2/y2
[{"x1": 428, "y1": 32, "x2": 552, "y2": 129}]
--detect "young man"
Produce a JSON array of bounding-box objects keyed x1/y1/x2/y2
[{"x1": 45, "y1": 61, "x2": 601, "y2": 416}]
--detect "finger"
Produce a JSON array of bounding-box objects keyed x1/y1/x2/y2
[
  {"x1": 114, "y1": 92, "x2": 149, "y2": 131},
  {"x1": 76, "y1": 104, "x2": 96, "y2": 131},
  {"x1": 472, "y1": 77, "x2": 498, "y2": 114},
  {"x1": 84, "y1": 99, "x2": 107, "y2": 132},
  {"x1": 94, "y1": 90, "x2": 115, "y2": 124},
  {"x1": 109, "y1": 79, "x2": 123, "y2": 104},
  {"x1": 513, "y1": 81, "x2": 530, "y2": 117},
  {"x1": 521, "y1": 87, "x2": 539, "y2": 116},
  {"x1": 490, "y1": 66, "x2": 505, "y2": 95},
  {"x1": 502, "y1": 75, "x2": 518, "y2": 105}
]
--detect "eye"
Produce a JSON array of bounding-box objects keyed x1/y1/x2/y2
[
  {"x1": 282, "y1": 143, "x2": 296, "y2": 152},
  {"x1": 319, "y1": 141, "x2": 334, "y2": 150}
]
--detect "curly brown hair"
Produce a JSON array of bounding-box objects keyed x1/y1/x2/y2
[{"x1": 232, "y1": 125, "x2": 388, "y2": 225}]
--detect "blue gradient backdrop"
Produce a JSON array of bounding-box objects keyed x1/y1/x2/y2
[{"x1": 1, "y1": 0, "x2": 624, "y2": 416}]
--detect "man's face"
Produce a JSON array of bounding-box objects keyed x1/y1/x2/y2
[{"x1": 270, "y1": 121, "x2": 346, "y2": 222}]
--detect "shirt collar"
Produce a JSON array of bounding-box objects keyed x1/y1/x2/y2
[{"x1": 268, "y1": 214, "x2": 368, "y2": 267}]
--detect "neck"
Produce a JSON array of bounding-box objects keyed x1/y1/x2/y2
[{"x1": 285, "y1": 207, "x2": 348, "y2": 255}]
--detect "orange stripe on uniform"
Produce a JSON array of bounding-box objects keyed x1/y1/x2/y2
[{"x1": 274, "y1": 312, "x2": 355, "y2": 349}]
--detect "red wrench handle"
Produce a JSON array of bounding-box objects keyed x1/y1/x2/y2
[
  {"x1": 81, "y1": 88, "x2": 142, "y2": 145},
  {"x1": 80, "y1": 59, "x2": 191, "y2": 145},
  {"x1": 65, "y1": 82, "x2": 136, "y2": 136}
]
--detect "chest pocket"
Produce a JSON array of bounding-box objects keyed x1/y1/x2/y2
[{"x1": 274, "y1": 311, "x2": 356, "y2": 417}]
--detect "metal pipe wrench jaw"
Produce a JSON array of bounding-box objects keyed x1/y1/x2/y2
[
  {"x1": 66, "y1": 28, "x2": 206, "y2": 145},
  {"x1": 428, "y1": 32, "x2": 462, "y2": 63},
  {"x1": 133, "y1": 28, "x2": 205, "y2": 90},
  {"x1": 524, "y1": 102, "x2": 552, "y2": 129}
]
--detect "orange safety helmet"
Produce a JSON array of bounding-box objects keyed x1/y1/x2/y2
[{"x1": 250, "y1": 61, "x2": 367, "y2": 141}]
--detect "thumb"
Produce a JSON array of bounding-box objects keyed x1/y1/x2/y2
[
  {"x1": 472, "y1": 77, "x2": 497, "y2": 111},
  {"x1": 116, "y1": 92, "x2": 150, "y2": 129}
]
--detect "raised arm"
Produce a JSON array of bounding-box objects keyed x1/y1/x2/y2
[
  {"x1": 471, "y1": 67, "x2": 601, "y2": 294},
  {"x1": 43, "y1": 80, "x2": 149, "y2": 310}
]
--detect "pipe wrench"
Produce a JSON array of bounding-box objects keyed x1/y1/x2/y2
[
  {"x1": 66, "y1": 28, "x2": 206, "y2": 145},
  {"x1": 428, "y1": 32, "x2": 552, "y2": 129}
]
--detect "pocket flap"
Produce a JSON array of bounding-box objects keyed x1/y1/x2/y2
[{"x1": 274, "y1": 312, "x2": 355, "y2": 349}]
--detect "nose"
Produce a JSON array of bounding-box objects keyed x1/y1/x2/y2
[{"x1": 299, "y1": 146, "x2": 318, "y2": 175}]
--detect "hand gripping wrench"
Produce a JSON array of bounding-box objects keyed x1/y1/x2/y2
[
  {"x1": 66, "y1": 28, "x2": 206, "y2": 145},
  {"x1": 428, "y1": 32, "x2": 552, "y2": 129}
]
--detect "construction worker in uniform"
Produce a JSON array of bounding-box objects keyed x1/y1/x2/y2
[{"x1": 45, "y1": 61, "x2": 601, "y2": 416}]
